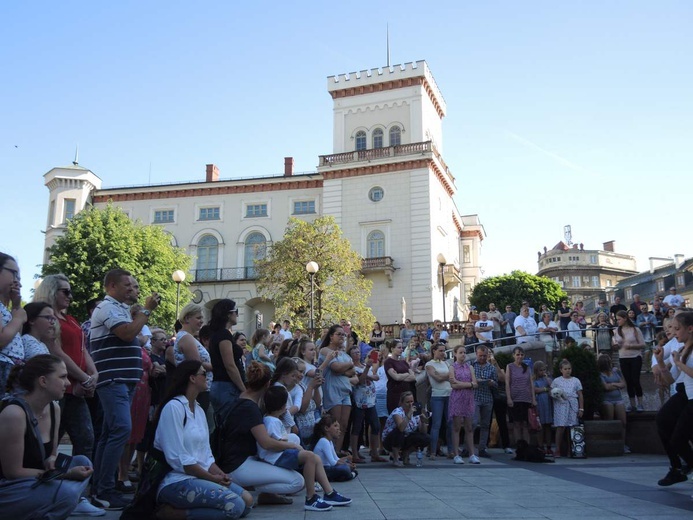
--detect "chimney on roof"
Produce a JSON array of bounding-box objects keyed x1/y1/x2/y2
[
  {"x1": 206, "y1": 164, "x2": 219, "y2": 183},
  {"x1": 674, "y1": 254, "x2": 685, "y2": 269},
  {"x1": 603, "y1": 241, "x2": 615, "y2": 252},
  {"x1": 284, "y1": 157, "x2": 294, "y2": 177}
]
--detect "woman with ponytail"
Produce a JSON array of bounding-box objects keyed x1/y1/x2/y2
[{"x1": 0, "y1": 354, "x2": 100, "y2": 518}]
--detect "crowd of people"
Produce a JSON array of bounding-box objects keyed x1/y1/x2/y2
[{"x1": 1, "y1": 249, "x2": 692, "y2": 518}]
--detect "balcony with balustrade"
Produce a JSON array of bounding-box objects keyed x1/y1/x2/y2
[
  {"x1": 361, "y1": 256, "x2": 396, "y2": 287},
  {"x1": 193, "y1": 267, "x2": 258, "y2": 283}
]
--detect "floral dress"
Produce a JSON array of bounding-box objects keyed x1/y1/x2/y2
[
  {"x1": 551, "y1": 376, "x2": 582, "y2": 427},
  {"x1": 449, "y1": 362, "x2": 475, "y2": 419}
]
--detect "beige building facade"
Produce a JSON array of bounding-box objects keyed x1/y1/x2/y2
[{"x1": 43, "y1": 60, "x2": 485, "y2": 335}]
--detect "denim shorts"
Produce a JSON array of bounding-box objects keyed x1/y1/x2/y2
[{"x1": 274, "y1": 449, "x2": 301, "y2": 471}]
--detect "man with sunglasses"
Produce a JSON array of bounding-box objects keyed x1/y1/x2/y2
[{"x1": 90, "y1": 269, "x2": 160, "y2": 510}]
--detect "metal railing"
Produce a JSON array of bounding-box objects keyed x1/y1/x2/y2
[{"x1": 193, "y1": 267, "x2": 258, "y2": 282}]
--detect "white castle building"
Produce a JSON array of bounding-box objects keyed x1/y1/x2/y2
[{"x1": 43, "y1": 60, "x2": 485, "y2": 335}]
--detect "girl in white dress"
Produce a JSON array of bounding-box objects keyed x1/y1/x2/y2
[{"x1": 551, "y1": 359, "x2": 584, "y2": 458}]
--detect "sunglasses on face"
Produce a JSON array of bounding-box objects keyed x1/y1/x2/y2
[
  {"x1": 36, "y1": 314, "x2": 57, "y2": 323},
  {"x1": 59, "y1": 288, "x2": 73, "y2": 297}
]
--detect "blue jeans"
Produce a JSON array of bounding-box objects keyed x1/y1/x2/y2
[
  {"x1": 323, "y1": 464, "x2": 354, "y2": 482},
  {"x1": 158, "y1": 479, "x2": 249, "y2": 519},
  {"x1": 0, "y1": 454, "x2": 91, "y2": 519},
  {"x1": 429, "y1": 396, "x2": 452, "y2": 455},
  {"x1": 210, "y1": 381, "x2": 241, "y2": 422},
  {"x1": 93, "y1": 382, "x2": 135, "y2": 496},
  {"x1": 59, "y1": 394, "x2": 94, "y2": 458},
  {"x1": 473, "y1": 402, "x2": 493, "y2": 451}
]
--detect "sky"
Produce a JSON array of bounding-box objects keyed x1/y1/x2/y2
[{"x1": 2, "y1": 1, "x2": 692, "y2": 301}]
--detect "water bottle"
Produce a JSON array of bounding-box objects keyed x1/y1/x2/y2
[{"x1": 416, "y1": 449, "x2": 423, "y2": 467}]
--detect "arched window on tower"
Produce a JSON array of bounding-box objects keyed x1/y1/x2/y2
[
  {"x1": 196, "y1": 235, "x2": 219, "y2": 281},
  {"x1": 367, "y1": 230, "x2": 385, "y2": 258},
  {"x1": 372, "y1": 128, "x2": 384, "y2": 149},
  {"x1": 355, "y1": 131, "x2": 367, "y2": 151},
  {"x1": 244, "y1": 232, "x2": 267, "y2": 278},
  {"x1": 389, "y1": 126, "x2": 401, "y2": 147}
]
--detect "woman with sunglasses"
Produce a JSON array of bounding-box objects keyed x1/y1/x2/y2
[
  {"x1": 209, "y1": 299, "x2": 246, "y2": 422},
  {"x1": 34, "y1": 274, "x2": 98, "y2": 462},
  {"x1": 153, "y1": 360, "x2": 253, "y2": 518},
  {"x1": 0, "y1": 252, "x2": 26, "y2": 393},
  {"x1": 21, "y1": 302, "x2": 56, "y2": 361}
]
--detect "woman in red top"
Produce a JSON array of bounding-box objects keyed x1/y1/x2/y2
[{"x1": 34, "y1": 274, "x2": 99, "y2": 458}]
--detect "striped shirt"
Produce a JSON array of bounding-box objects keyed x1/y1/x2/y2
[{"x1": 90, "y1": 295, "x2": 142, "y2": 387}]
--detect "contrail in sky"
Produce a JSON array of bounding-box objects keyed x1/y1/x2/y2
[{"x1": 505, "y1": 131, "x2": 594, "y2": 175}]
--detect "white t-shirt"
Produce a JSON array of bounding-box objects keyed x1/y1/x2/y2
[
  {"x1": 280, "y1": 329, "x2": 293, "y2": 340},
  {"x1": 313, "y1": 437, "x2": 339, "y2": 467},
  {"x1": 537, "y1": 321, "x2": 558, "y2": 344},
  {"x1": 514, "y1": 316, "x2": 538, "y2": 343},
  {"x1": 258, "y1": 415, "x2": 286, "y2": 465},
  {"x1": 425, "y1": 359, "x2": 452, "y2": 397},
  {"x1": 474, "y1": 321, "x2": 493, "y2": 342},
  {"x1": 663, "y1": 294, "x2": 684, "y2": 308},
  {"x1": 567, "y1": 322, "x2": 583, "y2": 341}
]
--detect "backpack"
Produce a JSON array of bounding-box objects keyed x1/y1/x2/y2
[{"x1": 120, "y1": 399, "x2": 187, "y2": 520}]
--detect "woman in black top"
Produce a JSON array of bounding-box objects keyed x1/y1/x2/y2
[
  {"x1": 216, "y1": 361, "x2": 304, "y2": 505},
  {"x1": 0, "y1": 355, "x2": 97, "y2": 518},
  {"x1": 208, "y1": 299, "x2": 247, "y2": 422}
]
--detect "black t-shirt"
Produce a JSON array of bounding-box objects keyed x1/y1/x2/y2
[
  {"x1": 209, "y1": 329, "x2": 246, "y2": 387},
  {"x1": 557, "y1": 306, "x2": 571, "y2": 328},
  {"x1": 610, "y1": 304, "x2": 627, "y2": 317},
  {"x1": 216, "y1": 398, "x2": 263, "y2": 473},
  {"x1": 149, "y1": 352, "x2": 166, "y2": 406}
]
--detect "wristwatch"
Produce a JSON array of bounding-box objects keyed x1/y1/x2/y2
[{"x1": 141, "y1": 309, "x2": 151, "y2": 317}]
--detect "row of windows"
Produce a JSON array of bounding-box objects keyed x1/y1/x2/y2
[
  {"x1": 195, "y1": 229, "x2": 387, "y2": 274},
  {"x1": 355, "y1": 126, "x2": 401, "y2": 151},
  {"x1": 552, "y1": 276, "x2": 600, "y2": 288},
  {"x1": 152, "y1": 200, "x2": 317, "y2": 225},
  {"x1": 546, "y1": 254, "x2": 599, "y2": 264}
]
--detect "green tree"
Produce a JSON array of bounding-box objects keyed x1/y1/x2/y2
[
  {"x1": 255, "y1": 216, "x2": 375, "y2": 339},
  {"x1": 41, "y1": 204, "x2": 192, "y2": 327},
  {"x1": 469, "y1": 270, "x2": 568, "y2": 314}
]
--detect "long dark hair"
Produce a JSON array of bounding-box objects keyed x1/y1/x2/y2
[
  {"x1": 152, "y1": 360, "x2": 201, "y2": 430},
  {"x1": 6, "y1": 354, "x2": 63, "y2": 394},
  {"x1": 310, "y1": 414, "x2": 337, "y2": 448},
  {"x1": 270, "y1": 357, "x2": 298, "y2": 385},
  {"x1": 615, "y1": 310, "x2": 635, "y2": 338},
  {"x1": 676, "y1": 312, "x2": 693, "y2": 364},
  {"x1": 0, "y1": 252, "x2": 15, "y2": 271},
  {"x1": 320, "y1": 324, "x2": 343, "y2": 349},
  {"x1": 22, "y1": 302, "x2": 53, "y2": 335},
  {"x1": 208, "y1": 299, "x2": 237, "y2": 333}
]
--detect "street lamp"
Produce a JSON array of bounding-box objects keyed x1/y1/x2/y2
[
  {"x1": 172, "y1": 270, "x2": 186, "y2": 320},
  {"x1": 436, "y1": 253, "x2": 447, "y2": 324},
  {"x1": 306, "y1": 261, "x2": 319, "y2": 340}
]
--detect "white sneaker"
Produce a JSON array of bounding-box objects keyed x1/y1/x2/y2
[
  {"x1": 71, "y1": 497, "x2": 106, "y2": 517},
  {"x1": 314, "y1": 482, "x2": 323, "y2": 493},
  {"x1": 469, "y1": 455, "x2": 481, "y2": 464},
  {"x1": 504, "y1": 448, "x2": 515, "y2": 454},
  {"x1": 453, "y1": 455, "x2": 464, "y2": 464}
]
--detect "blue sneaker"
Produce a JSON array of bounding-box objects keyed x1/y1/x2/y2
[
  {"x1": 304, "y1": 495, "x2": 333, "y2": 511},
  {"x1": 323, "y1": 490, "x2": 352, "y2": 506}
]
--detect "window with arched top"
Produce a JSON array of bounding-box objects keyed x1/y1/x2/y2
[
  {"x1": 367, "y1": 230, "x2": 385, "y2": 258},
  {"x1": 244, "y1": 232, "x2": 267, "y2": 278},
  {"x1": 372, "y1": 128, "x2": 384, "y2": 149},
  {"x1": 355, "y1": 131, "x2": 367, "y2": 151},
  {"x1": 196, "y1": 235, "x2": 219, "y2": 281},
  {"x1": 389, "y1": 126, "x2": 401, "y2": 147}
]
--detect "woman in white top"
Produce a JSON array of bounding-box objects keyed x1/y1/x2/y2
[
  {"x1": 153, "y1": 360, "x2": 253, "y2": 518},
  {"x1": 425, "y1": 343, "x2": 452, "y2": 460},
  {"x1": 21, "y1": 302, "x2": 56, "y2": 360},
  {"x1": 173, "y1": 303, "x2": 213, "y2": 412},
  {"x1": 537, "y1": 312, "x2": 558, "y2": 351}
]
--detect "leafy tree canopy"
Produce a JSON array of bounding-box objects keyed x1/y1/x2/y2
[
  {"x1": 41, "y1": 204, "x2": 191, "y2": 327},
  {"x1": 469, "y1": 270, "x2": 568, "y2": 314},
  {"x1": 255, "y1": 216, "x2": 375, "y2": 339}
]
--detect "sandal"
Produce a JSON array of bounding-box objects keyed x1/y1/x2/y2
[
  {"x1": 370, "y1": 454, "x2": 387, "y2": 462},
  {"x1": 352, "y1": 457, "x2": 367, "y2": 463}
]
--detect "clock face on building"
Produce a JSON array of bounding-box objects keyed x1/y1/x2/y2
[{"x1": 192, "y1": 289, "x2": 203, "y2": 304}]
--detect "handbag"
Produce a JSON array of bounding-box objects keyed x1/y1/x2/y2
[{"x1": 528, "y1": 407, "x2": 541, "y2": 432}]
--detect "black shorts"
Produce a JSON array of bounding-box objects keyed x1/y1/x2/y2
[{"x1": 509, "y1": 402, "x2": 531, "y2": 423}]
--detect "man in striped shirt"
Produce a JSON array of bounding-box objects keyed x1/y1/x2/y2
[{"x1": 90, "y1": 269, "x2": 160, "y2": 510}]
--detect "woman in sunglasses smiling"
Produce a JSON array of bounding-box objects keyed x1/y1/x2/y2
[{"x1": 21, "y1": 302, "x2": 57, "y2": 361}]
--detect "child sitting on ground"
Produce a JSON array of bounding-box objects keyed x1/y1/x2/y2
[
  {"x1": 551, "y1": 359, "x2": 584, "y2": 458},
  {"x1": 257, "y1": 386, "x2": 353, "y2": 511},
  {"x1": 310, "y1": 416, "x2": 357, "y2": 481}
]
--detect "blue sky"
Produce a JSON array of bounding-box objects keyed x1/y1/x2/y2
[{"x1": 2, "y1": 1, "x2": 691, "y2": 300}]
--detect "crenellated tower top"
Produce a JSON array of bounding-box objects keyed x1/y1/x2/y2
[{"x1": 327, "y1": 60, "x2": 446, "y2": 119}]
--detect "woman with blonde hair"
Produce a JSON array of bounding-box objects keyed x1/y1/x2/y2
[{"x1": 173, "y1": 302, "x2": 212, "y2": 412}]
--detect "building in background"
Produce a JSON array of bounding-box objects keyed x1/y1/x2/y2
[
  {"x1": 42, "y1": 60, "x2": 485, "y2": 335},
  {"x1": 536, "y1": 240, "x2": 638, "y2": 312},
  {"x1": 607, "y1": 255, "x2": 692, "y2": 307}
]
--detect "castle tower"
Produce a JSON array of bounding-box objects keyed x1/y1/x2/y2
[
  {"x1": 317, "y1": 61, "x2": 476, "y2": 323},
  {"x1": 43, "y1": 160, "x2": 102, "y2": 263}
]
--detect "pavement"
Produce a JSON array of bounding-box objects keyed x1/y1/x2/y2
[{"x1": 84, "y1": 449, "x2": 693, "y2": 520}]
